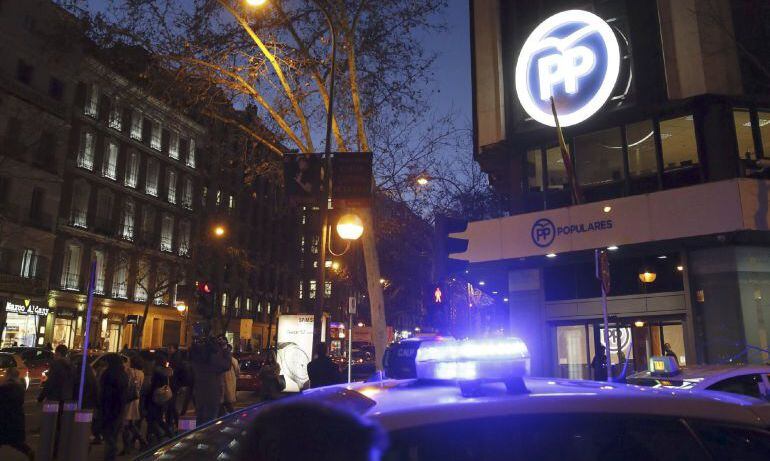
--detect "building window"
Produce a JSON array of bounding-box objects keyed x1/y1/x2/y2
[
  {"x1": 155, "y1": 264, "x2": 170, "y2": 305},
  {"x1": 221, "y1": 292, "x2": 228, "y2": 315},
  {"x1": 124, "y1": 150, "x2": 139, "y2": 188},
  {"x1": 150, "y1": 120, "x2": 162, "y2": 151},
  {"x1": 298, "y1": 281, "x2": 304, "y2": 299},
  {"x1": 145, "y1": 159, "x2": 159, "y2": 196},
  {"x1": 309, "y1": 280, "x2": 317, "y2": 299},
  {"x1": 95, "y1": 189, "x2": 114, "y2": 232},
  {"x1": 84, "y1": 83, "x2": 99, "y2": 118},
  {"x1": 16, "y1": 59, "x2": 33, "y2": 85},
  {"x1": 659, "y1": 115, "x2": 699, "y2": 181},
  {"x1": 574, "y1": 127, "x2": 623, "y2": 187},
  {"x1": 234, "y1": 297, "x2": 241, "y2": 317},
  {"x1": 181, "y1": 177, "x2": 193, "y2": 210},
  {"x1": 141, "y1": 205, "x2": 156, "y2": 242},
  {"x1": 112, "y1": 254, "x2": 129, "y2": 299},
  {"x1": 160, "y1": 214, "x2": 174, "y2": 252},
  {"x1": 626, "y1": 120, "x2": 658, "y2": 179},
  {"x1": 186, "y1": 139, "x2": 196, "y2": 168},
  {"x1": 545, "y1": 146, "x2": 567, "y2": 191},
  {"x1": 134, "y1": 259, "x2": 149, "y2": 302},
  {"x1": 759, "y1": 111, "x2": 770, "y2": 158},
  {"x1": 166, "y1": 169, "x2": 177, "y2": 204},
  {"x1": 526, "y1": 149, "x2": 543, "y2": 192},
  {"x1": 228, "y1": 195, "x2": 235, "y2": 210},
  {"x1": 20, "y1": 249, "x2": 38, "y2": 278},
  {"x1": 311, "y1": 235, "x2": 319, "y2": 254},
  {"x1": 324, "y1": 281, "x2": 332, "y2": 298},
  {"x1": 202, "y1": 186, "x2": 208, "y2": 206},
  {"x1": 130, "y1": 109, "x2": 143, "y2": 140},
  {"x1": 60, "y1": 243, "x2": 82, "y2": 290},
  {"x1": 169, "y1": 132, "x2": 180, "y2": 159},
  {"x1": 48, "y1": 77, "x2": 64, "y2": 101},
  {"x1": 216, "y1": 189, "x2": 222, "y2": 206},
  {"x1": 77, "y1": 129, "x2": 95, "y2": 170},
  {"x1": 246, "y1": 298, "x2": 252, "y2": 313},
  {"x1": 177, "y1": 220, "x2": 191, "y2": 256},
  {"x1": 108, "y1": 98, "x2": 122, "y2": 131},
  {"x1": 257, "y1": 302, "x2": 263, "y2": 313},
  {"x1": 93, "y1": 249, "x2": 106, "y2": 295},
  {"x1": 120, "y1": 199, "x2": 135, "y2": 240},
  {"x1": 69, "y1": 180, "x2": 90, "y2": 228},
  {"x1": 35, "y1": 131, "x2": 56, "y2": 167},
  {"x1": 102, "y1": 140, "x2": 118, "y2": 180}
]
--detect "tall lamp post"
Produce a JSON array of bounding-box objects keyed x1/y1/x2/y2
[{"x1": 246, "y1": 0, "x2": 338, "y2": 356}]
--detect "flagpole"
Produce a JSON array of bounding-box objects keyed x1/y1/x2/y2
[{"x1": 549, "y1": 97, "x2": 582, "y2": 205}]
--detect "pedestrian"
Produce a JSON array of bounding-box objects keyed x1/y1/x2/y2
[
  {"x1": 144, "y1": 351, "x2": 174, "y2": 443},
  {"x1": 258, "y1": 351, "x2": 284, "y2": 401},
  {"x1": 0, "y1": 368, "x2": 35, "y2": 460},
  {"x1": 38, "y1": 344, "x2": 73, "y2": 403},
  {"x1": 307, "y1": 347, "x2": 343, "y2": 388},
  {"x1": 166, "y1": 344, "x2": 182, "y2": 429},
  {"x1": 221, "y1": 345, "x2": 239, "y2": 415},
  {"x1": 177, "y1": 350, "x2": 195, "y2": 416},
  {"x1": 238, "y1": 402, "x2": 388, "y2": 461},
  {"x1": 98, "y1": 353, "x2": 129, "y2": 461},
  {"x1": 591, "y1": 345, "x2": 608, "y2": 381},
  {"x1": 664, "y1": 343, "x2": 678, "y2": 363},
  {"x1": 190, "y1": 335, "x2": 232, "y2": 426},
  {"x1": 121, "y1": 355, "x2": 147, "y2": 455}
]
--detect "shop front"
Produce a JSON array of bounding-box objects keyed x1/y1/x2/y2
[
  {"x1": 52, "y1": 308, "x2": 78, "y2": 349},
  {"x1": 2, "y1": 298, "x2": 50, "y2": 347}
]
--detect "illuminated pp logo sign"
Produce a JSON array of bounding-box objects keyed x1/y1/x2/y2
[
  {"x1": 515, "y1": 10, "x2": 620, "y2": 127},
  {"x1": 531, "y1": 218, "x2": 556, "y2": 248}
]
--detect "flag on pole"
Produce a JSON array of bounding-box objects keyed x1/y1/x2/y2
[{"x1": 550, "y1": 97, "x2": 583, "y2": 205}]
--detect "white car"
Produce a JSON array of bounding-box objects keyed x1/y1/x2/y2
[
  {"x1": 136, "y1": 338, "x2": 770, "y2": 460},
  {"x1": 627, "y1": 359, "x2": 770, "y2": 401}
]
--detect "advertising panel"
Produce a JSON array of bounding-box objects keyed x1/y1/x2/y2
[{"x1": 276, "y1": 314, "x2": 317, "y2": 392}]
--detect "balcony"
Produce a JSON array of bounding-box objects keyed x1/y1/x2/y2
[
  {"x1": 69, "y1": 209, "x2": 89, "y2": 229},
  {"x1": 0, "y1": 248, "x2": 49, "y2": 296}
]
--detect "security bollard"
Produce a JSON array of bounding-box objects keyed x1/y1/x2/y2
[
  {"x1": 68, "y1": 409, "x2": 94, "y2": 461},
  {"x1": 37, "y1": 401, "x2": 59, "y2": 461},
  {"x1": 178, "y1": 415, "x2": 196, "y2": 433},
  {"x1": 58, "y1": 401, "x2": 77, "y2": 461}
]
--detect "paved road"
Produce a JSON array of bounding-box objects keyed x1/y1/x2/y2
[{"x1": 0, "y1": 384, "x2": 262, "y2": 461}]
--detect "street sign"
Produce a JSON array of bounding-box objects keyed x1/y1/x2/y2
[
  {"x1": 348, "y1": 296, "x2": 357, "y2": 315},
  {"x1": 332, "y1": 152, "x2": 373, "y2": 206},
  {"x1": 283, "y1": 153, "x2": 322, "y2": 205}
]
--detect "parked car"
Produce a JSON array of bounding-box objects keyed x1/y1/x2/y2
[
  {"x1": 1, "y1": 347, "x2": 53, "y2": 384},
  {"x1": 0, "y1": 352, "x2": 30, "y2": 389}
]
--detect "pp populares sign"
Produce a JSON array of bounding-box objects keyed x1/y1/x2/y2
[{"x1": 515, "y1": 10, "x2": 620, "y2": 127}]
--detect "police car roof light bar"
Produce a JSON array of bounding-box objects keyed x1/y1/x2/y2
[{"x1": 415, "y1": 338, "x2": 531, "y2": 396}]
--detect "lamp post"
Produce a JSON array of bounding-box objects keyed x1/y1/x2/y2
[
  {"x1": 245, "y1": 0, "x2": 338, "y2": 357},
  {"x1": 176, "y1": 302, "x2": 189, "y2": 346}
]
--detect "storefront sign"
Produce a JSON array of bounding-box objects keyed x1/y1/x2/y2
[
  {"x1": 531, "y1": 217, "x2": 614, "y2": 248},
  {"x1": 515, "y1": 10, "x2": 620, "y2": 127},
  {"x1": 5, "y1": 301, "x2": 49, "y2": 316}
]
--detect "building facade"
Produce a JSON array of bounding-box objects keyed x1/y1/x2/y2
[
  {"x1": 466, "y1": 0, "x2": 770, "y2": 377},
  {"x1": 48, "y1": 56, "x2": 204, "y2": 351},
  {"x1": 0, "y1": 0, "x2": 83, "y2": 348}
]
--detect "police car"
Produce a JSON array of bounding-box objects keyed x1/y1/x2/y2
[
  {"x1": 627, "y1": 356, "x2": 770, "y2": 401},
  {"x1": 137, "y1": 338, "x2": 770, "y2": 460}
]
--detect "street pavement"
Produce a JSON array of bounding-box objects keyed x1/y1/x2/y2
[{"x1": 0, "y1": 384, "x2": 262, "y2": 461}]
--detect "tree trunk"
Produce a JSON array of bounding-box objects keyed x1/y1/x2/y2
[
  {"x1": 358, "y1": 207, "x2": 387, "y2": 371},
  {"x1": 134, "y1": 300, "x2": 153, "y2": 348}
]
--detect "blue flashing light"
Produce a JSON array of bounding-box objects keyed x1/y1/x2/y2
[{"x1": 415, "y1": 338, "x2": 530, "y2": 382}]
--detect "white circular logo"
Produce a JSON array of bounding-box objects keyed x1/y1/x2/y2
[{"x1": 515, "y1": 10, "x2": 620, "y2": 127}]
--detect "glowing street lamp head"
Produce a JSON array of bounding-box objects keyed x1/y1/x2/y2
[
  {"x1": 213, "y1": 225, "x2": 226, "y2": 237},
  {"x1": 245, "y1": 0, "x2": 268, "y2": 6},
  {"x1": 336, "y1": 213, "x2": 364, "y2": 240},
  {"x1": 416, "y1": 176, "x2": 429, "y2": 186},
  {"x1": 176, "y1": 302, "x2": 187, "y2": 313}
]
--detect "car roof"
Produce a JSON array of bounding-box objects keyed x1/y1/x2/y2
[
  {"x1": 305, "y1": 377, "x2": 769, "y2": 431},
  {"x1": 629, "y1": 364, "x2": 770, "y2": 385}
]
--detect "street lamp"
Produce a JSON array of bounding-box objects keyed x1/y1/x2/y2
[
  {"x1": 176, "y1": 302, "x2": 187, "y2": 314},
  {"x1": 416, "y1": 176, "x2": 429, "y2": 186},
  {"x1": 336, "y1": 213, "x2": 364, "y2": 240},
  {"x1": 213, "y1": 225, "x2": 226, "y2": 238},
  {"x1": 246, "y1": 0, "x2": 339, "y2": 358},
  {"x1": 638, "y1": 269, "x2": 657, "y2": 284}
]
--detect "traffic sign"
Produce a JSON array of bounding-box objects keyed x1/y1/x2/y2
[{"x1": 332, "y1": 152, "x2": 373, "y2": 206}]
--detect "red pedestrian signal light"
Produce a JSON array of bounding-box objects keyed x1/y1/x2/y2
[{"x1": 195, "y1": 281, "x2": 212, "y2": 294}]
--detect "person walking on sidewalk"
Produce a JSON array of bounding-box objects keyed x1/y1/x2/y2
[
  {"x1": 121, "y1": 354, "x2": 147, "y2": 456},
  {"x1": 98, "y1": 354, "x2": 129, "y2": 461},
  {"x1": 221, "y1": 344, "x2": 239, "y2": 415},
  {"x1": 191, "y1": 336, "x2": 232, "y2": 426},
  {"x1": 144, "y1": 351, "x2": 175, "y2": 444},
  {"x1": 0, "y1": 368, "x2": 35, "y2": 460}
]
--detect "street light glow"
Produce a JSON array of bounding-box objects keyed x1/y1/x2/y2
[
  {"x1": 336, "y1": 213, "x2": 364, "y2": 240},
  {"x1": 416, "y1": 176, "x2": 429, "y2": 186},
  {"x1": 176, "y1": 302, "x2": 187, "y2": 313},
  {"x1": 245, "y1": 0, "x2": 268, "y2": 6},
  {"x1": 603, "y1": 206, "x2": 612, "y2": 213},
  {"x1": 213, "y1": 225, "x2": 226, "y2": 237}
]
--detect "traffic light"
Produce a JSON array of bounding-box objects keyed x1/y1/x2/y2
[
  {"x1": 194, "y1": 281, "x2": 215, "y2": 317},
  {"x1": 195, "y1": 281, "x2": 213, "y2": 294},
  {"x1": 432, "y1": 215, "x2": 469, "y2": 283}
]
